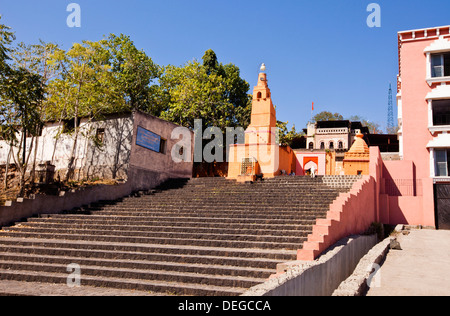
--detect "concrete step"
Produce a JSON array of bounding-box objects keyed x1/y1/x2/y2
[
  {"x1": 0, "y1": 238, "x2": 295, "y2": 267},
  {"x1": 0, "y1": 252, "x2": 274, "y2": 279},
  {"x1": 26, "y1": 217, "x2": 318, "y2": 230},
  {"x1": 0, "y1": 230, "x2": 305, "y2": 250},
  {"x1": 12, "y1": 221, "x2": 315, "y2": 236},
  {"x1": 89, "y1": 210, "x2": 329, "y2": 220},
  {"x1": 0, "y1": 260, "x2": 265, "y2": 290},
  {"x1": 0, "y1": 269, "x2": 247, "y2": 296},
  {"x1": 2, "y1": 226, "x2": 310, "y2": 245},
  {"x1": 0, "y1": 175, "x2": 353, "y2": 296},
  {"x1": 38, "y1": 214, "x2": 327, "y2": 225},
  {"x1": 92, "y1": 206, "x2": 333, "y2": 214}
]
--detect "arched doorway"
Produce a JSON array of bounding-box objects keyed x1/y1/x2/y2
[{"x1": 303, "y1": 157, "x2": 319, "y2": 176}]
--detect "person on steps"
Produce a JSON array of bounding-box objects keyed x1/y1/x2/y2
[{"x1": 310, "y1": 165, "x2": 317, "y2": 178}]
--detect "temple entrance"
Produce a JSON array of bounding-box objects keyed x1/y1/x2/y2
[
  {"x1": 435, "y1": 183, "x2": 450, "y2": 230},
  {"x1": 304, "y1": 158, "x2": 319, "y2": 176}
]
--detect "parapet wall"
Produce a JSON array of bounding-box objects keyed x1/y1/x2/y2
[
  {"x1": 243, "y1": 234, "x2": 378, "y2": 296},
  {"x1": 0, "y1": 166, "x2": 177, "y2": 228},
  {"x1": 297, "y1": 147, "x2": 382, "y2": 261}
]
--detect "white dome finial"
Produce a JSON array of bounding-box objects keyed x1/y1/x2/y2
[{"x1": 260, "y1": 63, "x2": 266, "y2": 72}]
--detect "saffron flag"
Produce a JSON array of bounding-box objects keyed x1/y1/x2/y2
[{"x1": 312, "y1": 102, "x2": 314, "y2": 111}]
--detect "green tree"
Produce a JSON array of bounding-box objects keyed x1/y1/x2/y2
[
  {"x1": 100, "y1": 34, "x2": 161, "y2": 114},
  {"x1": 313, "y1": 111, "x2": 344, "y2": 122},
  {"x1": 348, "y1": 115, "x2": 383, "y2": 134},
  {"x1": 0, "y1": 16, "x2": 16, "y2": 189},
  {"x1": 202, "y1": 50, "x2": 251, "y2": 120},
  {"x1": 202, "y1": 49, "x2": 220, "y2": 76},
  {"x1": 276, "y1": 121, "x2": 304, "y2": 147},
  {"x1": 0, "y1": 67, "x2": 44, "y2": 196},
  {"x1": 159, "y1": 60, "x2": 229, "y2": 129},
  {"x1": 0, "y1": 16, "x2": 15, "y2": 78},
  {"x1": 221, "y1": 63, "x2": 251, "y2": 126},
  {"x1": 0, "y1": 17, "x2": 45, "y2": 195},
  {"x1": 11, "y1": 40, "x2": 60, "y2": 181},
  {"x1": 159, "y1": 49, "x2": 251, "y2": 131},
  {"x1": 48, "y1": 41, "x2": 116, "y2": 181},
  {"x1": 386, "y1": 125, "x2": 399, "y2": 134}
]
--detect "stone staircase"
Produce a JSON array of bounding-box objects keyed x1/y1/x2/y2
[
  {"x1": 322, "y1": 175, "x2": 363, "y2": 191},
  {"x1": 0, "y1": 176, "x2": 359, "y2": 296}
]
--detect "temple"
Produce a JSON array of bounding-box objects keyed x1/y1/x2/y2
[
  {"x1": 227, "y1": 64, "x2": 295, "y2": 181},
  {"x1": 343, "y1": 130, "x2": 371, "y2": 175}
]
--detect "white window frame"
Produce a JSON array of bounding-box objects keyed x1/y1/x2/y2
[
  {"x1": 427, "y1": 85, "x2": 450, "y2": 133},
  {"x1": 434, "y1": 148, "x2": 450, "y2": 177},
  {"x1": 428, "y1": 99, "x2": 450, "y2": 133},
  {"x1": 425, "y1": 36, "x2": 450, "y2": 86}
]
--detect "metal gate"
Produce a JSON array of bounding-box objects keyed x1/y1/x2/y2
[{"x1": 435, "y1": 183, "x2": 450, "y2": 230}]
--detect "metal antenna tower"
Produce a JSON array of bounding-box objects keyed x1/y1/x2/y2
[{"x1": 387, "y1": 83, "x2": 394, "y2": 132}]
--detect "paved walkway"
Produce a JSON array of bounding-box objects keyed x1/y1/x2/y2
[
  {"x1": 0, "y1": 280, "x2": 158, "y2": 296},
  {"x1": 367, "y1": 229, "x2": 450, "y2": 296}
]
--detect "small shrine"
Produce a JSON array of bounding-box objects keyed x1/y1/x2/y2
[{"x1": 343, "y1": 130, "x2": 370, "y2": 175}]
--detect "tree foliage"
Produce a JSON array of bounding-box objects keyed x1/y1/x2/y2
[
  {"x1": 1, "y1": 67, "x2": 45, "y2": 195},
  {"x1": 0, "y1": 16, "x2": 15, "y2": 78},
  {"x1": 313, "y1": 111, "x2": 344, "y2": 122},
  {"x1": 1, "y1": 16, "x2": 253, "y2": 187},
  {"x1": 313, "y1": 111, "x2": 383, "y2": 134},
  {"x1": 276, "y1": 121, "x2": 304, "y2": 147},
  {"x1": 100, "y1": 34, "x2": 161, "y2": 114},
  {"x1": 0, "y1": 17, "x2": 46, "y2": 195},
  {"x1": 348, "y1": 115, "x2": 383, "y2": 134},
  {"x1": 159, "y1": 49, "x2": 251, "y2": 130}
]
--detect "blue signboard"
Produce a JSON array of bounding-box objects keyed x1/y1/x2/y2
[{"x1": 136, "y1": 126, "x2": 161, "y2": 153}]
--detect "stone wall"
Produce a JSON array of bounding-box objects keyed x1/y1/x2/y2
[
  {"x1": 0, "y1": 111, "x2": 194, "y2": 228},
  {"x1": 242, "y1": 234, "x2": 378, "y2": 296}
]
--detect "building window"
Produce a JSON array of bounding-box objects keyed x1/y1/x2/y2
[
  {"x1": 95, "y1": 128, "x2": 105, "y2": 144},
  {"x1": 63, "y1": 118, "x2": 80, "y2": 134},
  {"x1": 308, "y1": 142, "x2": 314, "y2": 150},
  {"x1": 338, "y1": 141, "x2": 344, "y2": 149},
  {"x1": 329, "y1": 142, "x2": 334, "y2": 149},
  {"x1": 431, "y1": 53, "x2": 450, "y2": 78},
  {"x1": 257, "y1": 92, "x2": 262, "y2": 99},
  {"x1": 435, "y1": 149, "x2": 450, "y2": 177},
  {"x1": 320, "y1": 142, "x2": 325, "y2": 149},
  {"x1": 432, "y1": 99, "x2": 450, "y2": 126},
  {"x1": 159, "y1": 138, "x2": 167, "y2": 154}
]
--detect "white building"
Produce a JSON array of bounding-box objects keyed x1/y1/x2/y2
[{"x1": 0, "y1": 111, "x2": 194, "y2": 189}]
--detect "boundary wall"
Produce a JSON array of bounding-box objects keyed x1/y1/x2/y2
[
  {"x1": 243, "y1": 235, "x2": 378, "y2": 296},
  {"x1": 297, "y1": 147, "x2": 382, "y2": 261}
]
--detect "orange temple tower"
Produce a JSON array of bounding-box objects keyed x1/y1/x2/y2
[{"x1": 228, "y1": 64, "x2": 295, "y2": 181}]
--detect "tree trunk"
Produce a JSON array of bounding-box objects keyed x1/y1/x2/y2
[
  {"x1": 65, "y1": 65, "x2": 84, "y2": 183},
  {"x1": 4, "y1": 147, "x2": 12, "y2": 189},
  {"x1": 30, "y1": 129, "x2": 40, "y2": 184},
  {"x1": 65, "y1": 115, "x2": 79, "y2": 182}
]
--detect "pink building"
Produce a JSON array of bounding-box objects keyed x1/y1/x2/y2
[
  {"x1": 393, "y1": 25, "x2": 450, "y2": 229},
  {"x1": 294, "y1": 150, "x2": 326, "y2": 176},
  {"x1": 298, "y1": 25, "x2": 450, "y2": 261}
]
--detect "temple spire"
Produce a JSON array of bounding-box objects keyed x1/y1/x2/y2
[{"x1": 248, "y1": 63, "x2": 276, "y2": 129}]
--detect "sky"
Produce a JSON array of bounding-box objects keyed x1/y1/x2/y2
[{"x1": 1, "y1": 0, "x2": 450, "y2": 132}]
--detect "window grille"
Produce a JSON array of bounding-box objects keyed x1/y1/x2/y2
[{"x1": 241, "y1": 158, "x2": 257, "y2": 175}]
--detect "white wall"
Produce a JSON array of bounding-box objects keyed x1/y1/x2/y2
[{"x1": 0, "y1": 114, "x2": 134, "y2": 181}]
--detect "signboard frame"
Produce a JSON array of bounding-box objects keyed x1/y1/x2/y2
[{"x1": 136, "y1": 126, "x2": 162, "y2": 153}]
